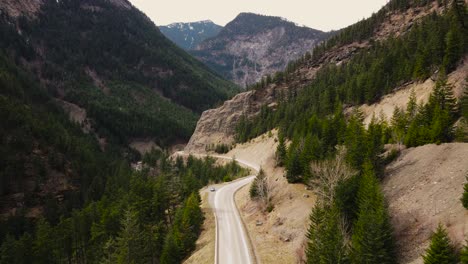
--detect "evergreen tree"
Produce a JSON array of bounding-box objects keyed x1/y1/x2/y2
[
  {"x1": 306, "y1": 205, "x2": 348, "y2": 264},
  {"x1": 462, "y1": 176, "x2": 468, "y2": 209},
  {"x1": 276, "y1": 133, "x2": 287, "y2": 166},
  {"x1": 461, "y1": 242, "x2": 468, "y2": 264},
  {"x1": 33, "y1": 218, "x2": 55, "y2": 264},
  {"x1": 114, "y1": 208, "x2": 146, "y2": 263},
  {"x1": 350, "y1": 163, "x2": 395, "y2": 264},
  {"x1": 422, "y1": 224, "x2": 458, "y2": 264}
]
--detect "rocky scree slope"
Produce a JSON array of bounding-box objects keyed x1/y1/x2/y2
[
  {"x1": 191, "y1": 13, "x2": 328, "y2": 87},
  {"x1": 185, "y1": 0, "x2": 459, "y2": 152},
  {"x1": 159, "y1": 20, "x2": 223, "y2": 50}
]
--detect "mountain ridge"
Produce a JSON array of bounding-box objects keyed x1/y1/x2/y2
[
  {"x1": 159, "y1": 20, "x2": 223, "y2": 50},
  {"x1": 190, "y1": 12, "x2": 329, "y2": 87}
]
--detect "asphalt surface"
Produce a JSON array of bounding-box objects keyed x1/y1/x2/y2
[
  {"x1": 210, "y1": 176, "x2": 255, "y2": 264},
  {"x1": 175, "y1": 151, "x2": 258, "y2": 264}
]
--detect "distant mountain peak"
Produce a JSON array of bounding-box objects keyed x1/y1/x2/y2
[
  {"x1": 191, "y1": 13, "x2": 328, "y2": 87},
  {"x1": 160, "y1": 20, "x2": 223, "y2": 50}
]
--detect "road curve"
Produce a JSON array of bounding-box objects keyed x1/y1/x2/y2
[
  {"x1": 174, "y1": 151, "x2": 258, "y2": 264},
  {"x1": 212, "y1": 175, "x2": 255, "y2": 264}
]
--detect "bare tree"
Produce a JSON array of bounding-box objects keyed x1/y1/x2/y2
[
  {"x1": 309, "y1": 146, "x2": 357, "y2": 205},
  {"x1": 250, "y1": 168, "x2": 275, "y2": 211}
]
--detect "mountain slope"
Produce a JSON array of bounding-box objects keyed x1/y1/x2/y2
[
  {"x1": 0, "y1": 0, "x2": 241, "y2": 235},
  {"x1": 191, "y1": 13, "x2": 328, "y2": 87},
  {"x1": 186, "y1": 0, "x2": 467, "y2": 152},
  {"x1": 159, "y1": 20, "x2": 223, "y2": 50},
  {"x1": 0, "y1": 0, "x2": 238, "y2": 147}
]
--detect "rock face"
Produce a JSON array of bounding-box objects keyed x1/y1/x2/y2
[
  {"x1": 185, "y1": 1, "x2": 451, "y2": 154},
  {"x1": 159, "y1": 20, "x2": 223, "y2": 50},
  {"x1": 185, "y1": 86, "x2": 279, "y2": 152},
  {"x1": 191, "y1": 13, "x2": 328, "y2": 87}
]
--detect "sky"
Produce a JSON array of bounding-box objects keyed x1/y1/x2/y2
[{"x1": 128, "y1": 0, "x2": 390, "y2": 32}]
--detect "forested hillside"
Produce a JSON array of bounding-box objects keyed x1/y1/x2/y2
[
  {"x1": 0, "y1": 0, "x2": 242, "y2": 262},
  {"x1": 0, "y1": 0, "x2": 238, "y2": 147},
  {"x1": 233, "y1": 0, "x2": 467, "y2": 262}
]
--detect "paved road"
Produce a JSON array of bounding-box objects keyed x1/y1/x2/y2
[
  {"x1": 175, "y1": 151, "x2": 257, "y2": 264},
  {"x1": 211, "y1": 176, "x2": 255, "y2": 264}
]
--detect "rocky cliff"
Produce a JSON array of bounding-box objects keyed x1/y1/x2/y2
[
  {"x1": 185, "y1": 1, "x2": 453, "y2": 153},
  {"x1": 191, "y1": 13, "x2": 328, "y2": 87}
]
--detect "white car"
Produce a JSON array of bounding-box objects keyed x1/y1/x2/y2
[{"x1": 210, "y1": 187, "x2": 216, "y2": 192}]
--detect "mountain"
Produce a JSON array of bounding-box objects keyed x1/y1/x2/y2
[
  {"x1": 0, "y1": 0, "x2": 238, "y2": 148},
  {"x1": 190, "y1": 13, "x2": 329, "y2": 87},
  {"x1": 0, "y1": 0, "x2": 240, "y2": 229},
  {"x1": 187, "y1": 0, "x2": 468, "y2": 152},
  {"x1": 186, "y1": 0, "x2": 468, "y2": 262},
  {"x1": 159, "y1": 20, "x2": 223, "y2": 50}
]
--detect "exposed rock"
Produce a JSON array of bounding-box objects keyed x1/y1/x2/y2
[
  {"x1": 0, "y1": 0, "x2": 43, "y2": 18},
  {"x1": 192, "y1": 13, "x2": 328, "y2": 87},
  {"x1": 185, "y1": 91, "x2": 256, "y2": 152},
  {"x1": 185, "y1": 2, "x2": 452, "y2": 154}
]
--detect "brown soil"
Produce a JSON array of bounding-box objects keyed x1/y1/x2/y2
[
  {"x1": 359, "y1": 57, "x2": 468, "y2": 126},
  {"x1": 383, "y1": 143, "x2": 468, "y2": 263},
  {"x1": 230, "y1": 130, "x2": 315, "y2": 263}
]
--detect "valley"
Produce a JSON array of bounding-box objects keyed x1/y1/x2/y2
[{"x1": 0, "y1": 0, "x2": 467, "y2": 263}]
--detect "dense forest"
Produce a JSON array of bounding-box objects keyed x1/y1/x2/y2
[
  {"x1": 0, "y1": 29, "x2": 248, "y2": 262},
  {"x1": 236, "y1": 0, "x2": 467, "y2": 262},
  {"x1": 0, "y1": 0, "x2": 239, "y2": 146},
  {"x1": 0, "y1": 143, "x2": 247, "y2": 263}
]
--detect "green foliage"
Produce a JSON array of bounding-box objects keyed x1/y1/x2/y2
[
  {"x1": 462, "y1": 176, "x2": 468, "y2": 209},
  {"x1": 350, "y1": 163, "x2": 396, "y2": 264},
  {"x1": 391, "y1": 75, "x2": 460, "y2": 147},
  {"x1": 306, "y1": 205, "x2": 348, "y2": 264},
  {"x1": 422, "y1": 224, "x2": 458, "y2": 264},
  {"x1": 0, "y1": 0, "x2": 239, "y2": 147},
  {"x1": 276, "y1": 133, "x2": 287, "y2": 166},
  {"x1": 250, "y1": 169, "x2": 267, "y2": 198},
  {"x1": 461, "y1": 242, "x2": 468, "y2": 264},
  {"x1": 0, "y1": 153, "x2": 246, "y2": 263},
  {"x1": 213, "y1": 143, "x2": 231, "y2": 154}
]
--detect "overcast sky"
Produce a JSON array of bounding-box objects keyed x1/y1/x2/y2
[{"x1": 128, "y1": 0, "x2": 389, "y2": 32}]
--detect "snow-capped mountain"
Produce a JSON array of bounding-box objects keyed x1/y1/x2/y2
[{"x1": 159, "y1": 20, "x2": 223, "y2": 50}]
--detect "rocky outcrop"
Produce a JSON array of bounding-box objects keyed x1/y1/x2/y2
[
  {"x1": 186, "y1": 1, "x2": 453, "y2": 154},
  {"x1": 0, "y1": 0, "x2": 43, "y2": 18},
  {"x1": 192, "y1": 13, "x2": 327, "y2": 87}
]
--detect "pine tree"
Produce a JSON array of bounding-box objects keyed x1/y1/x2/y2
[
  {"x1": 407, "y1": 89, "x2": 418, "y2": 120},
  {"x1": 306, "y1": 205, "x2": 348, "y2": 264},
  {"x1": 113, "y1": 209, "x2": 146, "y2": 263},
  {"x1": 461, "y1": 242, "x2": 468, "y2": 264},
  {"x1": 350, "y1": 163, "x2": 395, "y2": 264},
  {"x1": 462, "y1": 176, "x2": 468, "y2": 209},
  {"x1": 422, "y1": 224, "x2": 458, "y2": 264},
  {"x1": 462, "y1": 83, "x2": 468, "y2": 120},
  {"x1": 276, "y1": 133, "x2": 287, "y2": 166},
  {"x1": 33, "y1": 218, "x2": 55, "y2": 264}
]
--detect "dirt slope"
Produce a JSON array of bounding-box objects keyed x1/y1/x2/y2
[
  {"x1": 359, "y1": 57, "x2": 468, "y2": 126},
  {"x1": 227, "y1": 130, "x2": 315, "y2": 263},
  {"x1": 383, "y1": 143, "x2": 468, "y2": 263}
]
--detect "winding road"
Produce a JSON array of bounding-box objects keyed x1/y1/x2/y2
[{"x1": 175, "y1": 152, "x2": 258, "y2": 264}]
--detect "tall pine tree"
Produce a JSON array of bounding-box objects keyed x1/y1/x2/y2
[
  {"x1": 422, "y1": 224, "x2": 458, "y2": 264},
  {"x1": 350, "y1": 163, "x2": 395, "y2": 264}
]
